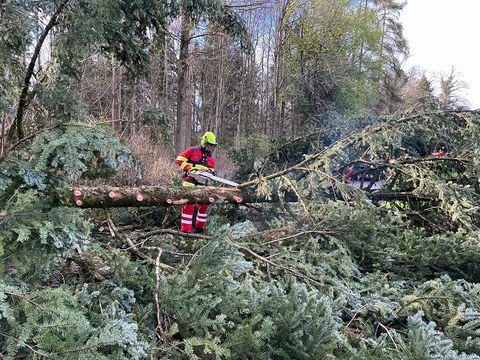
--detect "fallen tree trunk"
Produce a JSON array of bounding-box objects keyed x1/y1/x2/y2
[
  {"x1": 70, "y1": 184, "x2": 437, "y2": 209},
  {"x1": 71, "y1": 185, "x2": 275, "y2": 208}
]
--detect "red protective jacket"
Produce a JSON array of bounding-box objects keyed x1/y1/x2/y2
[{"x1": 176, "y1": 146, "x2": 215, "y2": 184}]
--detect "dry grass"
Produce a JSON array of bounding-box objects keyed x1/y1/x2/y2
[{"x1": 113, "y1": 131, "x2": 178, "y2": 186}]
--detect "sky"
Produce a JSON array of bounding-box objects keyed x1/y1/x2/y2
[{"x1": 400, "y1": 0, "x2": 480, "y2": 109}]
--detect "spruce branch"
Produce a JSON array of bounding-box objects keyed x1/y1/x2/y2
[
  {"x1": 0, "y1": 331, "x2": 53, "y2": 358},
  {"x1": 262, "y1": 230, "x2": 336, "y2": 246},
  {"x1": 134, "y1": 228, "x2": 211, "y2": 241},
  {"x1": 1, "y1": 121, "x2": 136, "y2": 163},
  {"x1": 4, "y1": 291, "x2": 45, "y2": 310},
  {"x1": 346, "y1": 303, "x2": 370, "y2": 328},
  {"x1": 141, "y1": 245, "x2": 194, "y2": 258},
  {"x1": 234, "y1": 243, "x2": 322, "y2": 286},
  {"x1": 280, "y1": 175, "x2": 314, "y2": 224},
  {"x1": 155, "y1": 249, "x2": 165, "y2": 341},
  {"x1": 399, "y1": 296, "x2": 450, "y2": 313},
  {"x1": 236, "y1": 113, "x2": 397, "y2": 188},
  {"x1": 105, "y1": 212, "x2": 174, "y2": 270},
  {"x1": 376, "y1": 322, "x2": 400, "y2": 352},
  {"x1": 237, "y1": 226, "x2": 294, "y2": 241},
  {"x1": 238, "y1": 111, "x2": 476, "y2": 189},
  {"x1": 0, "y1": 124, "x2": 60, "y2": 162}
]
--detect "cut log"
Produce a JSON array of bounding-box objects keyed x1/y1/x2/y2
[{"x1": 70, "y1": 186, "x2": 274, "y2": 208}]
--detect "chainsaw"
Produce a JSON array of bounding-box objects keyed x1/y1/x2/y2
[{"x1": 190, "y1": 171, "x2": 239, "y2": 187}]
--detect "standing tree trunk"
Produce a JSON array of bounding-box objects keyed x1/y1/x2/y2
[
  {"x1": 0, "y1": 115, "x2": 5, "y2": 158},
  {"x1": 213, "y1": 36, "x2": 225, "y2": 134},
  {"x1": 111, "y1": 62, "x2": 116, "y2": 131},
  {"x1": 356, "y1": 0, "x2": 368, "y2": 72},
  {"x1": 8, "y1": 0, "x2": 70, "y2": 141},
  {"x1": 175, "y1": 15, "x2": 193, "y2": 155},
  {"x1": 118, "y1": 67, "x2": 123, "y2": 133},
  {"x1": 235, "y1": 70, "x2": 244, "y2": 148},
  {"x1": 272, "y1": 0, "x2": 289, "y2": 138}
]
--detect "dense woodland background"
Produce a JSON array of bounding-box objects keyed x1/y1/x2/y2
[{"x1": 2, "y1": 0, "x2": 480, "y2": 359}]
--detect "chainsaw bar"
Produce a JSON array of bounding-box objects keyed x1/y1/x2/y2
[{"x1": 191, "y1": 172, "x2": 239, "y2": 187}]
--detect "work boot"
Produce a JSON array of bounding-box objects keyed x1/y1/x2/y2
[{"x1": 194, "y1": 228, "x2": 204, "y2": 234}]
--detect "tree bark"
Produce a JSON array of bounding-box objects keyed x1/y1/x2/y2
[
  {"x1": 69, "y1": 184, "x2": 434, "y2": 209},
  {"x1": 213, "y1": 35, "x2": 225, "y2": 134},
  {"x1": 70, "y1": 186, "x2": 273, "y2": 208},
  {"x1": 175, "y1": 15, "x2": 193, "y2": 155}
]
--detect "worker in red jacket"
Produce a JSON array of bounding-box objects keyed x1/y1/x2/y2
[{"x1": 176, "y1": 132, "x2": 217, "y2": 233}]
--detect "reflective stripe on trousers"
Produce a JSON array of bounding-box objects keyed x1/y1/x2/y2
[
  {"x1": 195, "y1": 204, "x2": 209, "y2": 229},
  {"x1": 181, "y1": 205, "x2": 195, "y2": 233}
]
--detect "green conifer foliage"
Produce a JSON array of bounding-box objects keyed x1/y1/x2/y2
[
  {"x1": 0, "y1": 122, "x2": 146, "y2": 357},
  {"x1": 159, "y1": 238, "x2": 343, "y2": 359},
  {"x1": 0, "y1": 284, "x2": 148, "y2": 359},
  {"x1": 2, "y1": 0, "x2": 480, "y2": 356}
]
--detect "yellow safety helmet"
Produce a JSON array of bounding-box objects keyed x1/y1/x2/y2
[{"x1": 201, "y1": 131, "x2": 217, "y2": 146}]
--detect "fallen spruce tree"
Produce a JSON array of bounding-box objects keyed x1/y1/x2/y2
[
  {"x1": 67, "y1": 110, "x2": 480, "y2": 234},
  {"x1": 3, "y1": 110, "x2": 480, "y2": 359}
]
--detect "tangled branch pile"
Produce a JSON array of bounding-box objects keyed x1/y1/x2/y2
[{"x1": 2, "y1": 111, "x2": 480, "y2": 359}]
